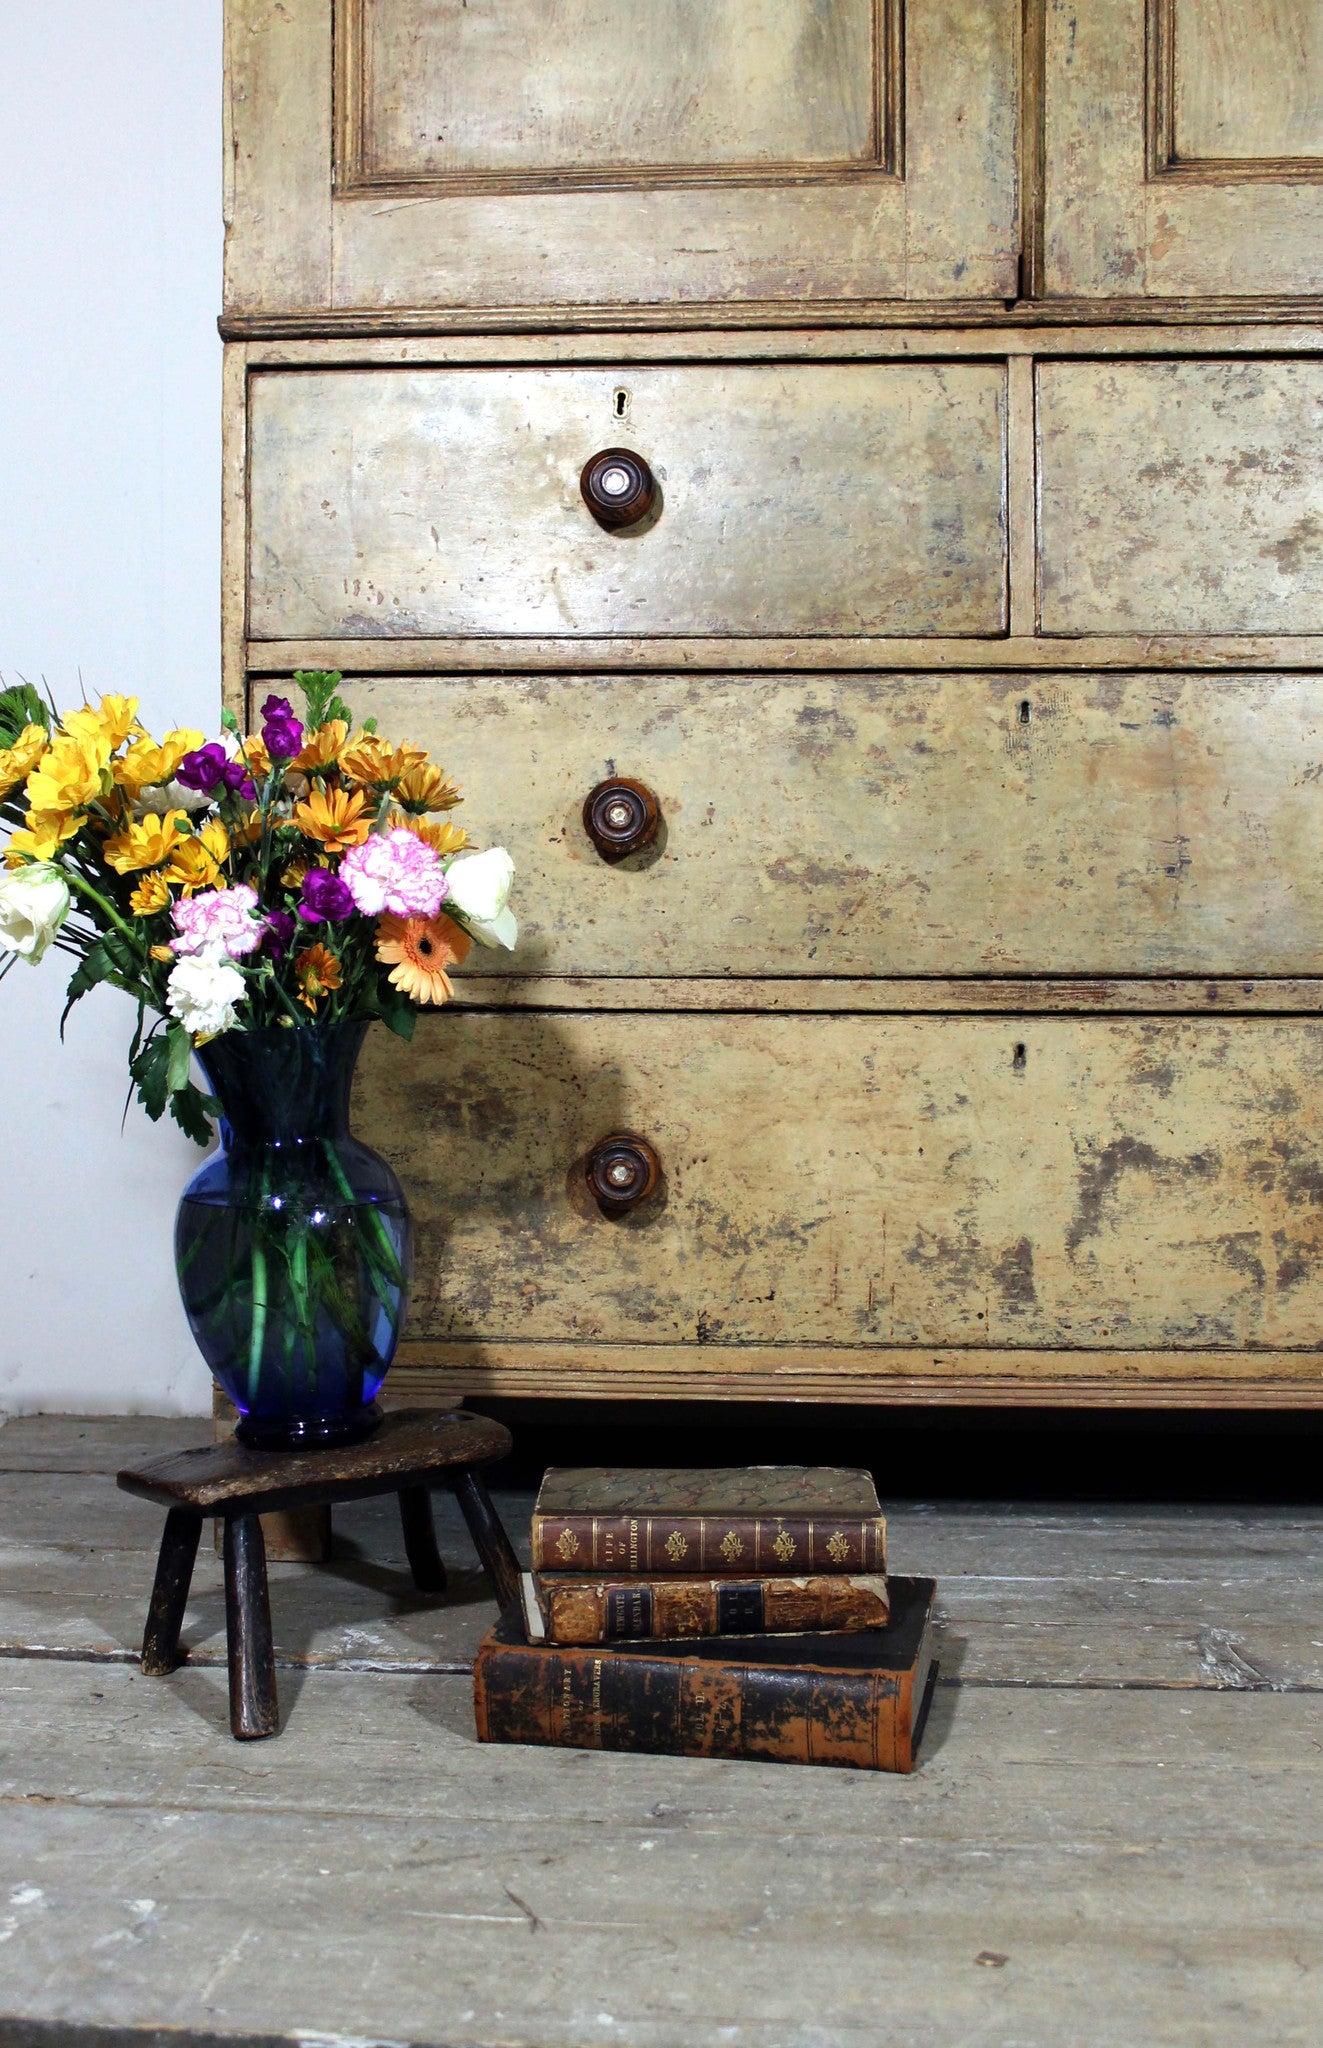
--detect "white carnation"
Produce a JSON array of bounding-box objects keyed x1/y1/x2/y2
[
  {"x1": 443, "y1": 847, "x2": 517, "y2": 950},
  {"x1": 0, "y1": 862, "x2": 72, "y2": 964},
  {"x1": 166, "y1": 953, "x2": 247, "y2": 1038}
]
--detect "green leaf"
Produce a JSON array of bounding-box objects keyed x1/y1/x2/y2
[
  {"x1": 130, "y1": 1034, "x2": 171, "y2": 1122},
  {"x1": 169, "y1": 1081, "x2": 219, "y2": 1147},
  {"x1": 293, "y1": 670, "x2": 348, "y2": 730},
  {"x1": 220, "y1": 706, "x2": 240, "y2": 733},
  {"x1": 60, "y1": 941, "x2": 114, "y2": 1037},
  {"x1": 0, "y1": 680, "x2": 53, "y2": 746},
  {"x1": 378, "y1": 990, "x2": 417, "y2": 1042},
  {"x1": 166, "y1": 1023, "x2": 193, "y2": 1098}
]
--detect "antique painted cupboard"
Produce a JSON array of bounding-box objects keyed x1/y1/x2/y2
[{"x1": 223, "y1": 0, "x2": 1323, "y2": 1409}]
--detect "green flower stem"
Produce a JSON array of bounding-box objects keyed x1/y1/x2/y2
[
  {"x1": 246, "y1": 1160, "x2": 271, "y2": 1404},
  {"x1": 61, "y1": 868, "x2": 149, "y2": 961},
  {"x1": 321, "y1": 1137, "x2": 405, "y2": 1291}
]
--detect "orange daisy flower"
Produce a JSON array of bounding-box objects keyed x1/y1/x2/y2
[
  {"x1": 294, "y1": 942, "x2": 343, "y2": 1011},
  {"x1": 394, "y1": 759, "x2": 462, "y2": 813},
  {"x1": 389, "y1": 811, "x2": 468, "y2": 860},
  {"x1": 292, "y1": 719, "x2": 348, "y2": 773},
  {"x1": 293, "y1": 783, "x2": 370, "y2": 853},
  {"x1": 375, "y1": 912, "x2": 471, "y2": 1006}
]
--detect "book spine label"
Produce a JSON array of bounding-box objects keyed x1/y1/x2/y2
[
  {"x1": 539, "y1": 1575, "x2": 892, "y2": 1644},
  {"x1": 474, "y1": 1640, "x2": 907, "y2": 1770},
  {"x1": 531, "y1": 1512, "x2": 886, "y2": 1575}
]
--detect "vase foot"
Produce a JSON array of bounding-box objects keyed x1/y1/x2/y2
[{"x1": 234, "y1": 1401, "x2": 384, "y2": 1454}]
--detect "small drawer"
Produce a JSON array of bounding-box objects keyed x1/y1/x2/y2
[
  {"x1": 338, "y1": 670, "x2": 1323, "y2": 979},
  {"x1": 1039, "y1": 360, "x2": 1323, "y2": 636},
  {"x1": 247, "y1": 363, "x2": 1008, "y2": 641},
  {"x1": 358, "y1": 1013, "x2": 1323, "y2": 1353}
]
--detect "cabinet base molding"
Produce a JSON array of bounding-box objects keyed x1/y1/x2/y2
[{"x1": 388, "y1": 1345, "x2": 1323, "y2": 1410}]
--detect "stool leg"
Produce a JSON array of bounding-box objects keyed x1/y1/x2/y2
[
  {"x1": 452, "y1": 1467, "x2": 521, "y2": 1612},
  {"x1": 398, "y1": 1485, "x2": 447, "y2": 1594},
  {"x1": 141, "y1": 1508, "x2": 203, "y2": 1676},
  {"x1": 223, "y1": 1512, "x2": 279, "y2": 1740}
]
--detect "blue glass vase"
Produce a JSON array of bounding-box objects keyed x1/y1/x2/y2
[{"x1": 175, "y1": 1020, "x2": 412, "y2": 1451}]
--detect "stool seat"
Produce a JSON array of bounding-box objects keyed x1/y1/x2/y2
[{"x1": 118, "y1": 1408, "x2": 520, "y2": 1741}]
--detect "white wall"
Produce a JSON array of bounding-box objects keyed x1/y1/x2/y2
[{"x1": 0, "y1": 5, "x2": 222, "y2": 1413}]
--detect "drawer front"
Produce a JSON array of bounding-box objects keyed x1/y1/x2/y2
[
  {"x1": 337, "y1": 671, "x2": 1323, "y2": 978},
  {"x1": 359, "y1": 1014, "x2": 1323, "y2": 1351},
  {"x1": 1039, "y1": 361, "x2": 1323, "y2": 636},
  {"x1": 247, "y1": 365, "x2": 1007, "y2": 641}
]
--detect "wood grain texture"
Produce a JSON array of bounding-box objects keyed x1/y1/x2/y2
[
  {"x1": 440, "y1": 979, "x2": 1323, "y2": 1016},
  {"x1": 224, "y1": 0, "x2": 333, "y2": 315},
  {"x1": 342, "y1": 0, "x2": 885, "y2": 187},
  {"x1": 246, "y1": 363, "x2": 1008, "y2": 640},
  {"x1": 1039, "y1": 360, "x2": 1323, "y2": 633},
  {"x1": 1171, "y1": 0, "x2": 1323, "y2": 164},
  {"x1": 356, "y1": 1012, "x2": 1323, "y2": 1353},
  {"x1": 1044, "y1": 0, "x2": 1323, "y2": 296},
  {"x1": 338, "y1": 670, "x2": 1323, "y2": 979}
]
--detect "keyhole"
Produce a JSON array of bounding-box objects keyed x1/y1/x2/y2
[
  {"x1": 1013, "y1": 1043, "x2": 1027, "y2": 1071},
  {"x1": 613, "y1": 387, "x2": 630, "y2": 419},
  {"x1": 1018, "y1": 700, "x2": 1031, "y2": 725}
]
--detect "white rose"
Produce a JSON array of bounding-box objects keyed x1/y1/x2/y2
[
  {"x1": 0, "y1": 862, "x2": 72, "y2": 964},
  {"x1": 166, "y1": 953, "x2": 247, "y2": 1038},
  {"x1": 443, "y1": 847, "x2": 517, "y2": 950},
  {"x1": 134, "y1": 779, "x2": 210, "y2": 817}
]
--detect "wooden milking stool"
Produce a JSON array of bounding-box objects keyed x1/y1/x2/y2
[{"x1": 118, "y1": 1410, "x2": 520, "y2": 1739}]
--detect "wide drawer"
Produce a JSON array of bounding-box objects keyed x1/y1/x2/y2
[
  {"x1": 1039, "y1": 361, "x2": 1323, "y2": 636},
  {"x1": 333, "y1": 671, "x2": 1323, "y2": 978},
  {"x1": 358, "y1": 1014, "x2": 1323, "y2": 1352},
  {"x1": 246, "y1": 365, "x2": 1007, "y2": 641}
]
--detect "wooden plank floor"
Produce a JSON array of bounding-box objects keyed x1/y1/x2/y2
[{"x1": 0, "y1": 1417, "x2": 1320, "y2": 2046}]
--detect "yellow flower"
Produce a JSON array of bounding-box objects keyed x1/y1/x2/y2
[
  {"x1": 26, "y1": 732, "x2": 110, "y2": 815},
  {"x1": 62, "y1": 694, "x2": 141, "y2": 753},
  {"x1": 280, "y1": 858, "x2": 311, "y2": 890},
  {"x1": 390, "y1": 811, "x2": 468, "y2": 859},
  {"x1": 338, "y1": 732, "x2": 395, "y2": 786},
  {"x1": 163, "y1": 818, "x2": 229, "y2": 895},
  {"x1": 292, "y1": 720, "x2": 348, "y2": 773},
  {"x1": 102, "y1": 810, "x2": 188, "y2": 874},
  {"x1": 5, "y1": 810, "x2": 79, "y2": 864},
  {"x1": 114, "y1": 728, "x2": 206, "y2": 796},
  {"x1": 0, "y1": 726, "x2": 48, "y2": 799},
  {"x1": 294, "y1": 942, "x2": 343, "y2": 1010},
  {"x1": 375, "y1": 912, "x2": 470, "y2": 1006},
  {"x1": 238, "y1": 733, "x2": 272, "y2": 781},
  {"x1": 129, "y1": 872, "x2": 173, "y2": 916},
  {"x1": 394, "y1": 759, "x2": 462, "y2": 813},
  {"x1": 150, "y1": 943, "x2": 176, "y2": 962},
  {"x1": 293, "y1": 784, "x2": 370, "y2": 853}
]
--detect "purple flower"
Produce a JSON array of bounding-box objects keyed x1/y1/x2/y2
[
  {"x1": 298, "y1": 868, "x2": 356, "y2": 922},
  {"x1": 264, "y1": 909, "x2": 296, "y2": 958},
  {"x1": 260, "y1": 694, "x2": 304, "y2": 761},
  {"x1": 177, "y1": 743, "x2": 253, "y2": 798}
]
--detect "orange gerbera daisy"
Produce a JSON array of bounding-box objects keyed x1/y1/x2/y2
[
  {"x1": 294, "y1": 942, "x2": 343, "y2": 1011},
  {"x1": 375, "y1": 911, "x2": 471, "y2": 1006},
  {"x1": 293, "y1": 783, "x2": 370, "y2": 853}
]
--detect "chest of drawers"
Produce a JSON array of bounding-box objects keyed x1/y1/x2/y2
[{"x1": 223, "y1": 1, "x2": 1323, "y2": 1410}]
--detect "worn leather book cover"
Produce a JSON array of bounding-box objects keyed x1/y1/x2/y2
[
  {"x1": 523, "y1": 1570, "x2": 891, "y2": 1645},
  {"x1": 476, "y1": 1576, "x2": 937, "y2": 1774},
  {"x1": 531, "y1": 1466, "x2": 886, "y2": 1575}
]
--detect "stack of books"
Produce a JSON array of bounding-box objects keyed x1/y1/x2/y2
[{"x1": 472, "y1": 1466, "x2": 937, "y2": 1773}]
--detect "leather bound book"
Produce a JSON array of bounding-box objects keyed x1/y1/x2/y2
[
  {"x1": 531, "y1": 1466, "x2": 886, "y2": 1575},
  {"x1": 523, "y1": 1570, "x2": 891, "y2": 1645},
  {"x1": 476, "y1": 1576, "x2": 937, "y2": 1774}
]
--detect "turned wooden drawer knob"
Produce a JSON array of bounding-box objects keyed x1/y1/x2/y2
[
  {"x1": 583, "y1": 777, "x2": 660, "y2": 862},
  {"x1": 586, "y1": 1134, "x2": 662, "y2": 1215},
  {"x1": 580, "y1": 447, "x2": 655, "y2": 530}
]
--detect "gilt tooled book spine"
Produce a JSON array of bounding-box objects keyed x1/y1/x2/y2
[
  {"x1": 528, "y1": 1573, "x2": 891, "y2": 1644},
  {"x1": 531, "y1": 1514, "x2": 886, "y2": 1575},
  {"x1": 475, "y1": 1579, "x2": 937, "y2": 1775}
]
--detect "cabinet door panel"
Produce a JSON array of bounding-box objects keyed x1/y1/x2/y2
[
  {"x1": 247, "y1": 364, "x2": 1008, "y2": 640},
  {"x1": 1044, "y1": 0, "x2": 1323, "y2": 299},
  {"x1": 335, "y1": 671, "x2": 1323, "y2": 979},
  {"x1": 358, "y1": 1014, "x2": 1323, "y2": 1350},
  {"x1": 1038, "y1": 360, "x2": 1323, "y2": 634},
  {"x1": 225, "y1": 0, "x2": 1020, "y2": 314}
]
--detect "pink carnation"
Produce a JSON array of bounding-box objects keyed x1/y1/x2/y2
[
  {"x1": 338, "y1": 829, "x2": 448, "y2": 919},
  {"x1": 170, "y1": 884, "x2": 265, "y2": 960}
]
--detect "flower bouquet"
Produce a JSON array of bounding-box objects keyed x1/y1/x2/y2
[{"x1": 0, "y1": 670, "x2": 516, "y2": 1446}]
